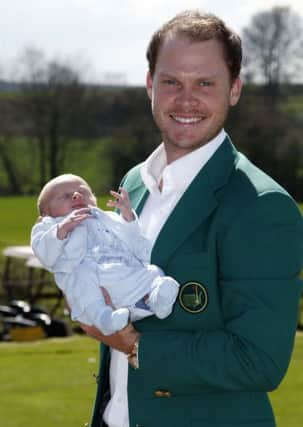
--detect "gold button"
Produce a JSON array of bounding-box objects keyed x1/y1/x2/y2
[{"x1": 154, "y1": 390, "x2": 172, "y2": 398}]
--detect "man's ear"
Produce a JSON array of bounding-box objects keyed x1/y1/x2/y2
[
  {"x1": 229, "y1": 77, "x2": 242, "y2": 106},
  {"x1": 146, "y1": 71, "x2": 153, "y2": 100}
]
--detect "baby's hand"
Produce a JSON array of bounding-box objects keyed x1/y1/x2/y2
[
  {"x1": 57, "y1": 208, "x2": 92, "y2": 240},
  {"x1": 107, "y1": 188, "x2": 135, "y2": 222}
]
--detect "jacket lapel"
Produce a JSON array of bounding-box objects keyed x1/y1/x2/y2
[
  {"x1": 151, "y1": 137, "x2": 238, "y2": 266},
  {"x1": 122, "y1": 167, "x2": 150, "y2": 215},
  {"x1": 130, "y1": 185, "x2": 149, "y2": 215}
]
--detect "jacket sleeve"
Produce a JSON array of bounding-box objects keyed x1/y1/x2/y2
[{"x1": 137, "y1": 192, "x2": 303, "y2": 392}]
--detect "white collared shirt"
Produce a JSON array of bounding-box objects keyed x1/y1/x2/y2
[
  {"x1": 103, "y1": 129, "x2": 226, "y2": 427},
  {"x1": 139, "y1": 129, "x2": 226, "y2": 244}
]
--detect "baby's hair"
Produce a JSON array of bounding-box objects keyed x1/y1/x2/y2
[{"x1": 37, "y1": 174, "x2": 95, "y2": 215}]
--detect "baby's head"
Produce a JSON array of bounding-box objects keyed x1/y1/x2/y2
[{"x1": 37, "y1": 174, "x2": 97, "y2": 217}]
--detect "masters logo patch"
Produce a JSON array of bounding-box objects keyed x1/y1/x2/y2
[{"x1": 179, "y1": 281, "x2": 208, "y2": 313}]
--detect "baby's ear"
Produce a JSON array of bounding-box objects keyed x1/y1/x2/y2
[
  {"x1": 92, "y1": 193, "x2": 98, "y2": 206},
  {"x1": 35, "y1": 216, "x2": 43, "y2": 224}
]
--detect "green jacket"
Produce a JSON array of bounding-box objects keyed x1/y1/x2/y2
[{"x1": 90, "y1": 136, "x2": 303, "y2": 427}]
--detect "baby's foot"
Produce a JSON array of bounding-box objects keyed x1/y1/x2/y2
[
  {"x1": 146, "y1": 277, "x2": 179, "y2": 319},
  {"x1": 99, "y1": 307, "x2": 129, "y2": 335}
]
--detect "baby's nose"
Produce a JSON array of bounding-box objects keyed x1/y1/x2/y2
[{"x1": 72, "y1": 191, "x2": 83, "y2": 200}]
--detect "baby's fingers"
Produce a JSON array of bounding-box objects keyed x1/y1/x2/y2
[
  {"x1": 68, "y1": 212, "x2": 90, "y2": 225},
  {"x1": 109, "y1": 190, "x2": 123, "y2": 203}
]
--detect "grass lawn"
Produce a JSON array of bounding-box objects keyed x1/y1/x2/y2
[
  {"x1": 0, "y1": 197, "x2": 38, "y2": 250},
  {"x1": 0, "y1": 335, "x2": 99, "y2": 427},
  {"x1": 269, "y1": 333, "x2": 303, "y2": 426},
  {"x1": 0, "y1": 334, "x2": 302, "y2": 427}
]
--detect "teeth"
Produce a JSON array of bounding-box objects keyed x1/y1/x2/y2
[{"x1": 172, "y1": 116, "x2": 203, "y2": 124}]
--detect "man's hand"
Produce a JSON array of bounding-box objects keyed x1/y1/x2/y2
[
  {"x1": 80, "y1": 286, "x2": 140, "y2": 354},
  {"x1": 81, "y1": 322, "x2": 140, "y2": 354},
  {"x1": 57, "y1": 208, "x2": 92, "y2": 240}
]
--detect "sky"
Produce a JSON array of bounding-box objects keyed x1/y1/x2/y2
[{"x1": 1, "y1": 0, "x2": 303, "y2": 86}]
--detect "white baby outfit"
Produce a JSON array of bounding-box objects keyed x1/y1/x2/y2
[{"x1": 31, "y1": 207, "x2": 179, "y2": 334}]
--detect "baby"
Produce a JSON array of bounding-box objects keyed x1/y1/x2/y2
[{"x1": 31, "y1": 174, "x2": 179, "y2": 335}]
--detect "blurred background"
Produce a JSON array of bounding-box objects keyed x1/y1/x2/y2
[{"x1": 0, "y1": 1, "x2": 302, "y2": 426}]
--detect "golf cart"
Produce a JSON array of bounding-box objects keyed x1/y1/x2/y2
[{"x1": 0, "y1": 246, "x2": 70, "y2": 340}]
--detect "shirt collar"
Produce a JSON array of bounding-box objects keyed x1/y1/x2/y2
[{"x1": 140, "y1": 129, "x2": 227, "y2": 195}]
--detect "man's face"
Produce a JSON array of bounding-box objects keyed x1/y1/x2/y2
[
  {"x1": 146, "y1": 35, "x2": 242, "y2": 163},
  {"x1": 45, "y1": 178, "x2": 97, "y2": 217}
]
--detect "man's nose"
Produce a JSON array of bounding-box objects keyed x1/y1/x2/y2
[
  {"x1": 72, "y1": 191, "x2": 83, "y2": 200},
  {"x1": 175, "y1": 86, "x2": 199, "y2": 109}
]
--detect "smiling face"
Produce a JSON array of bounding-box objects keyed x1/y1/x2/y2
[
  {"x1": 40, "y1": 175, "x2": 97, "y2": 217},
  {"x1": 146, "y1": 35, "x2": 242, "y2": 163}
]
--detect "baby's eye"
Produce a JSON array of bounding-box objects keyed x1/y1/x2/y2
[
  {"x1": 59, "y1": 193, "x2": 70, "y2": 200},
  {"x1": 199, "y1": 81, "x2": 211, "y2": 87}
]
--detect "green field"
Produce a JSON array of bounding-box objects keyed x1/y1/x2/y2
[
  {"x1": 270, "y1": 333, "x2": 303, "y2": 426},
  {"x1": 0, "y1": 334, "x2": 302, "y2": 427},
  {"x1": 0, "y1": 335, "x2": 99, "y2": 427}
]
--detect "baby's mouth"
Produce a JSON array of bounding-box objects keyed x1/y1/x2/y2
[{"x1": 72, "y1": 203, "x2": 87, "y2": 209}]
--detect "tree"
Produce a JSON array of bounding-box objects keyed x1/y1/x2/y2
[
  {"x1": 19, "y1": 47, "x2": 87, "y2": 186},
  {"x1": 240, "y1": 6, "x2": 303, "y2": 184},
  {"x1": 242, "y1": 7, "x2": 303, "y2": 87},
  {"x1": 0, "y1": 97, "x2": 23, "y2": 194},
  {"x1": 227, "y1": 85, "x2": 303, "y2": 201}
]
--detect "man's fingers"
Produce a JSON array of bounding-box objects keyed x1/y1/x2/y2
[{"x1": 101, "y1": 287, "x2": 115, "y2": 308}]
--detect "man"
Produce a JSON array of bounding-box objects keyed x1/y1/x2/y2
[{"x1": 85, "y1": 10, "x2": 303, "y2": 427}]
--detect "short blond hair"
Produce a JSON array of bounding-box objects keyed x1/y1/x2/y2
[{"x1": 37, "y1": 174, "x2": 96, "y2": 215}]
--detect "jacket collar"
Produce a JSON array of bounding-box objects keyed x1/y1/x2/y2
[{"x1": 125, "y1": 136, "x2": 239, "y2": 267}]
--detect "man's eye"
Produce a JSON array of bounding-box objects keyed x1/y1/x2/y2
[{"x1": 163, "y1": 79, "x2": 177, "y2": 85}]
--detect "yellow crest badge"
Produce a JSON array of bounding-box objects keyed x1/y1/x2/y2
[{"x1": 179, "y1": 281, "x2": 208, "y2": 313}]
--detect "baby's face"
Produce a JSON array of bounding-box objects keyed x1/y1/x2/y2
[{"x1": 45, "y1": 178, "x2": 97, "y2": 217}]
